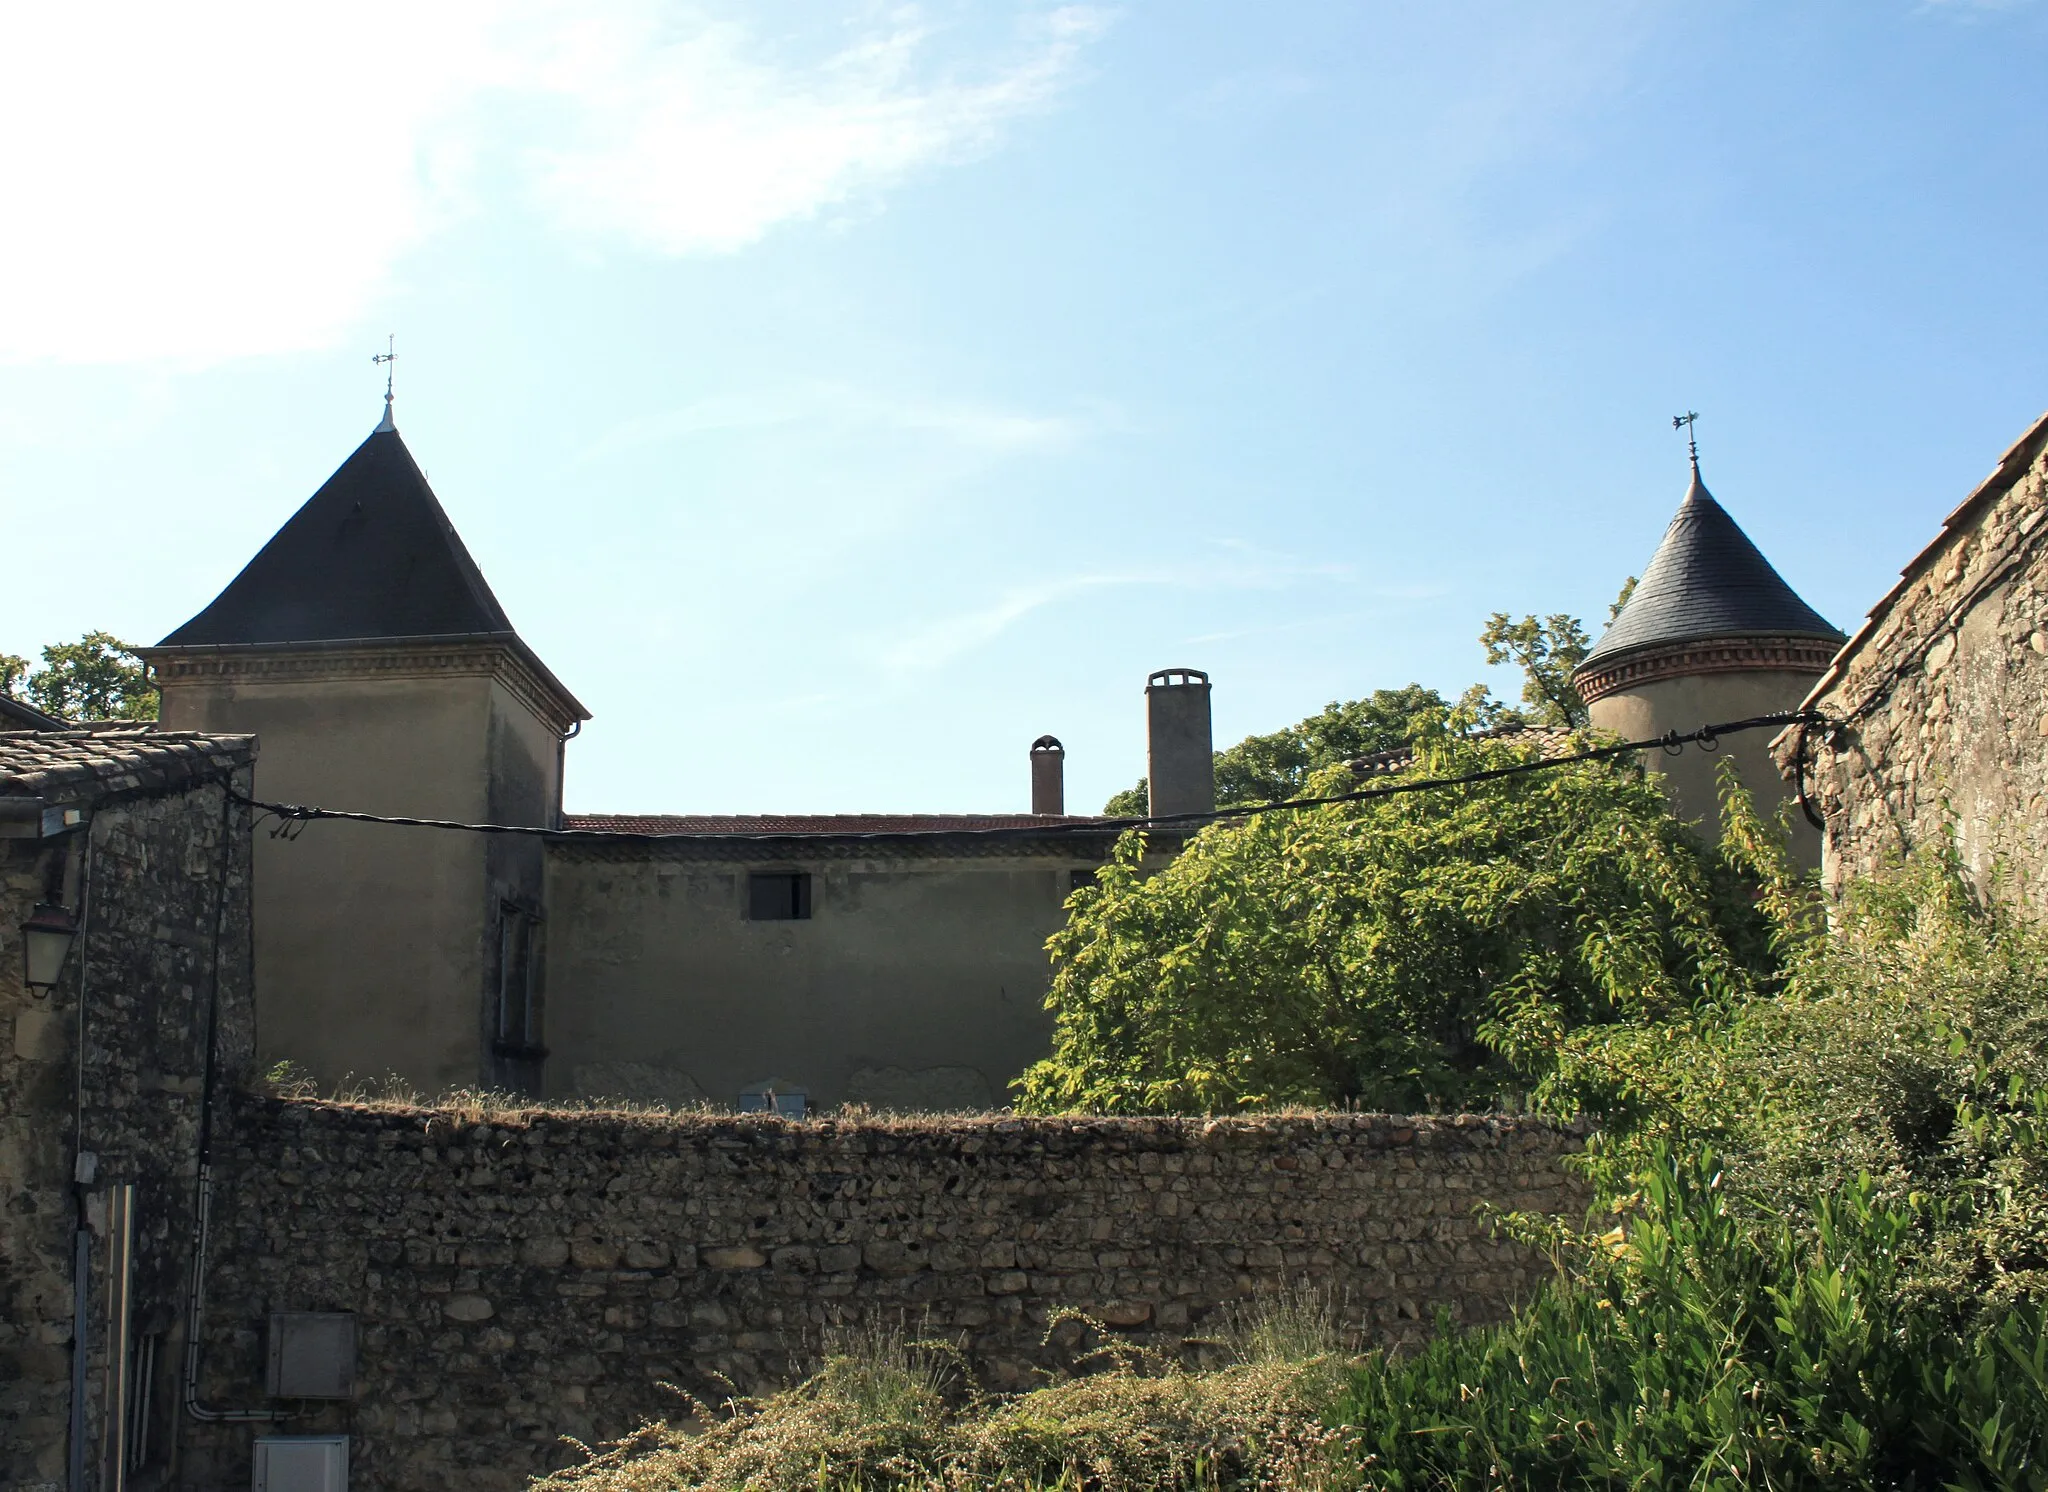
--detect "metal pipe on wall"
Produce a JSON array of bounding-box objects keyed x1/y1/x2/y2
[
  {"x1": 66, "y1": 1226, "x2": 89, "y2": 1492},
  {"x1": 102, "y1": 1183, "x2": 135, "y2": 1491}
]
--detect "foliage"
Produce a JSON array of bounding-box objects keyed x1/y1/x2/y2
[
  {"x1": 1101, "y1": 685, "x2": 1447, "y2": 817},
  {"x1": 1336, "y1": 1144, "x2": 2048, "y2": 1490},
  {"x1": 0, "y1": 631, "x2": 157, "y2": 720},
  {"x1": 1554, "y1": 788, "x2": 2048, "y2": 1320},
  {"x1": 1477, "y1": 611, "x2": 1592, "y2": 728},
  {"x1": 1020, "y1": 727, "x2": 1770, "y2": 1115}
]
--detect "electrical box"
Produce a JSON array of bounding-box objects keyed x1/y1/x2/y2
[
  {"x1": 252, "y1": 1435, "x2": 348, "y2": 1492},
  {"x1": 266, "y1": 1313, "x2": 356, "y2": 1399}
]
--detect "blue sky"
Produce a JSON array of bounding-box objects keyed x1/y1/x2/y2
[{"x1": 3, "y1": 1, "x2": 2045, "y2": 814}]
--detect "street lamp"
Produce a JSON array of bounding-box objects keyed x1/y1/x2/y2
[{"x1": 22, "y1": 903, "x2": 77, "y2": 996}]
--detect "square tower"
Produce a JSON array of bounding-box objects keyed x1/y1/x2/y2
[{"x1": 140, "y1": 413, "x2": 587, "y2": 1094}]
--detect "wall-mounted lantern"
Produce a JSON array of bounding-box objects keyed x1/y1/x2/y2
[{"x1": 22, "y1": 902, "x2": 78, "y2": 996}]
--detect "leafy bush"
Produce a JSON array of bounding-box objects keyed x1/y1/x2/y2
[
  {"x1": 1019, "y1": 729, "x2": 1770, "y2": 1115},
  {"x1": 1337, "y1": 1145, "x2": 2048, "y2": 1490},
  {"x1": 1553, "y1": 788, "x2": 2048, "y2": 1321}
]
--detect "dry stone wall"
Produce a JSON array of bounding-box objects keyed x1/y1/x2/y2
[
  {"x1": 182, "y1": 1098, "x2": 1587, "y2": 1492},
  {"x1": 1791, "y1": 415, "x2": 2048, "y2": 904}
]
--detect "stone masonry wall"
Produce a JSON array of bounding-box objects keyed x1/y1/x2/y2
[
  {"x1": 181, "y1": 1098, "x2": 1587, "y2": 1492},
  {"x1": 1790, "y1": 415, "x2": 2048, "y2": 905},
  {"x1": 0, "y1": 765, "x2": 256, "y2": 1492}
]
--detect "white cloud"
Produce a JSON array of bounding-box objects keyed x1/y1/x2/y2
[
  {"x1": 0, "y1": 2, "x2": 1108, "y2": 365},
  {"x1": 523, "y1": 4, "x2": 1111, "y2": 255}
]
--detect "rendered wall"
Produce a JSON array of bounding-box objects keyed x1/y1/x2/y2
[
  {"x1": 542, "y1": 849, "x2": 1089, "y2": 1109},
  {"x1": 0, "y1": 771, "x2": 255, "y2": 1491},
  {"x1": 1589, "y1": 667, "x2": 1824, "y2": 864},
  {"x1": 1794, "y1": 426, "x2": 2048, "y2": 904},
  {"x1": 181, "y1": 1097, "x2": 1587, "y2": 1492},
  {"x1": 157, "y1": 661, "x2": 562, "y2": 1093}
]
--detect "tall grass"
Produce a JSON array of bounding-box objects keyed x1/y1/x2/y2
[{"x1": 536, "y1": 1317, "x2": 1353, "y2": 1492}]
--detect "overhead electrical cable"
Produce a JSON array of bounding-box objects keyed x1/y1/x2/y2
[{"x1": 229, "y1": 709, "x2": 1831, "y2": 844}]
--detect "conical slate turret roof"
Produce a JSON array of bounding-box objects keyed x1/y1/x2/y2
[
  {"x1": 161, "y1": 423, "x2": 518, "y2": 648},
  {"x1": 1580, "y1": 466, "x2": 1842, "y2": 670}
]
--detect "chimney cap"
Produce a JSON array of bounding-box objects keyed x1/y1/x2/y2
[
  {"x1": 1146, "y1": 668, "x2": 1210, "y2": 690},
  {"x1": 1030, "y1": 735, "x2": 1064, "y2": 754}
]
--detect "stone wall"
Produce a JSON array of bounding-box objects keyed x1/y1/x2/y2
[
  {"x1": 182, "y1": 1098, "x2": 1586, "y2": 1492},
  {"x1": 1790, "y1": 412, "x2": 2048, "y2": 904},
  {"x1": 0, "y1": 740, "x2": 256, "y2": 1492}
]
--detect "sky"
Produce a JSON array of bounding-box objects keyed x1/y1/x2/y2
[{"x1": 3, "y1": 0, "x2": 2046, "y2": 814}]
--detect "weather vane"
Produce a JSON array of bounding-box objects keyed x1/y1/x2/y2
[
  {"x1": 1672, "y1": 410, "x2": 1700, "y2": 474},
  {"x1": 372, "y1": 335, "x2": 397, "y2": 430}
]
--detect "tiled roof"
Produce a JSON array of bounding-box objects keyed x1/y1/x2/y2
[
  {"x1": 0, "y1": 695, "x2": 68, "y2": 731},
  {"x1": 565, "y1": 813, "x2": 1107, "y2": 835},
  {"x1": 0, "y1": 730, "x2": 255, "y2": 805},
  {"x1": 1579, "y1": 468, "x2": 1842, "y2": 671}
]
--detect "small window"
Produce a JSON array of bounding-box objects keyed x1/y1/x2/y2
[
  {"x1": 748, "y1": 872, "x2": 812, "y2": 921},
  {"x1": 494, "y1": 904, "x2": 541, "y2": 1051},
  {"x1": 1069, "y1": 867, "x2": 1100, "y2": 894}
]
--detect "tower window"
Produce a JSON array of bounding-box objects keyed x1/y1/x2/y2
[
  {"x1": 494, "y1": 903, "x2": 542, "y2": 1052},
  {"x1": 748, "y1": 872, "x2": 812, "y2": 921}
]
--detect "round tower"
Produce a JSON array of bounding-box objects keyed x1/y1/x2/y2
[{"x1": 1571, "y1": 456, "x2": 1843, "y2": 861}]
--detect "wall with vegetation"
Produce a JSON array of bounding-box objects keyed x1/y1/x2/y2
[
  {"x1": 1797, "y1": 414, "x2": 2048, "y2": 904},
  {"x1": 181, "y1": 1098, "x2": 1586, "y2": 1492}
]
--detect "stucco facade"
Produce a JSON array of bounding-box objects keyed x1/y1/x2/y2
[
  {"x1": 144, "y1": 643, "x2": 575, "y2": 1094},
  {"x1": 1782, "y1": 408, "x2": 2048, "y2": 905},
  {"x1": 543, "y1": 836, "x2": 1119, "y2": 1111},
  {"x1": 1584, "y1": 659, "x2": 1835, "y2": 862}
]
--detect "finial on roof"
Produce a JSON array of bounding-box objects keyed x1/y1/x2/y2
[
  {"x1": 1672, "y1": 409, "x2": 1702, "y2": 486},
  {"x1": 373, "y1": 334, "x2": 398, "y2": 433}
]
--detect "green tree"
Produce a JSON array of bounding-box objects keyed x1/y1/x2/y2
[
  {"x1": 1478, "y1": 579, "x2": 1636, "y2": 730},
  {"x1": 1479, "y1": 611, "x2": 1592, "y2": 727},
  {"x1": 1, "y1": 632, "x2": 158, "y2": 721},
  {"x1": 1100, "y1": 684, "x2": 1448, "y2": 816},
  {"x1": 1020, "y1": 726, "x2": 1766, "y2": 1114}
]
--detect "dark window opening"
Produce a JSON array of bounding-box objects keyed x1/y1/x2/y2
[
  {"x1": 748, "y1": 872, "x2": 812, "y2": 921},
  {"x1": 493, "y1": 903, "x2": 543, "y2": 1056},
  {"x1": 1069, "y1": 867, "x2": 1100, "y2": 894}
]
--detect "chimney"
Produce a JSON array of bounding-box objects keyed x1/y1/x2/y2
[
  {"x1": 1030, "y1": 736, "x2": 1065, "y2": 815},
  {"x1": 1145, "y1": 668, "x2": 1214, "y2": 820}
]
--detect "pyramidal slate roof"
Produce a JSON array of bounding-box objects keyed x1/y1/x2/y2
[
  {"x1": 1580, "y1": 466, "x2": 1842, "y2": 670},
  {"x1": 161, "y1": 420, "x2": 519, "y2": 649}
]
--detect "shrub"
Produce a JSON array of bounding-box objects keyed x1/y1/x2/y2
[
  {"x1": 1019, "y1": 730, "x2": 1770, "y2": 1116},
  {"x1": 1336, "y1": 1145, "x2": 2048, "y2": 1490}
]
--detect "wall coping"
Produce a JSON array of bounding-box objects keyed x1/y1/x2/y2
[{"x1": 139, "y1": 635, "x2": 586, "y2": 737}]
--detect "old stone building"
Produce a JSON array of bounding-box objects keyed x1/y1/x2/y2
[
  {"x1": 0, "y1": 729, "x2": 256, "y2": 1491},
  {"x1": 1784, "y1": 407, "x2": 2048, "y2": 904},
  {"x1": 1574, "y1": 450, "x2": 1844, "y2": 859},
  {"x1": 139, "y1": 408, "x2": 1183, "y2": 1109}
]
